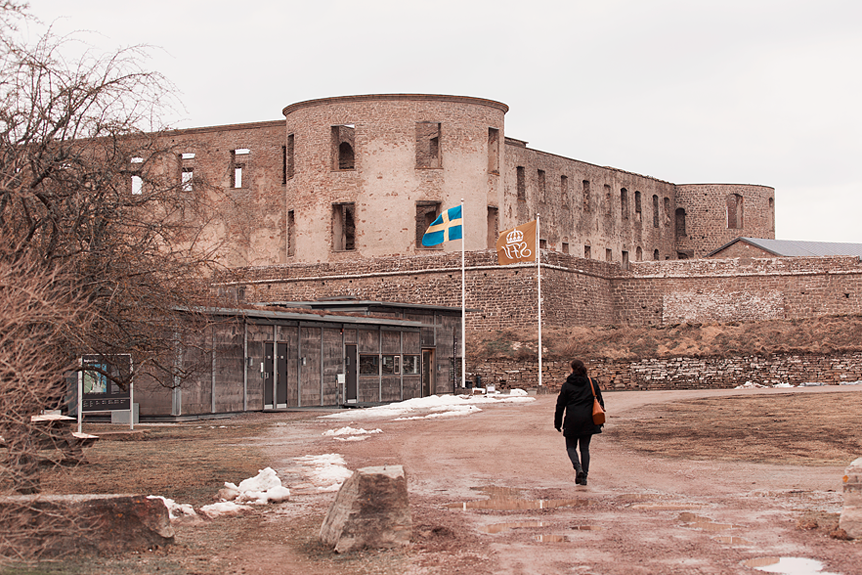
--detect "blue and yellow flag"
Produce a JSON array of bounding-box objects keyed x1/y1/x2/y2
[{"x1": 422, "y1": 205, "x2": 463, "y2": 246}]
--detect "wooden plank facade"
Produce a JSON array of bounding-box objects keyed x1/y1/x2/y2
[{"x1": 133, "y1": 302, "x2": 465, "y2": 418}]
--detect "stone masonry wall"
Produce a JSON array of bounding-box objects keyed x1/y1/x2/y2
[
  {"x1": 473, "y1": 352, "x2": 862, "y2": 392},
  {"x1": 222, "y1": 252, "x2": 862, "y2": 331}
]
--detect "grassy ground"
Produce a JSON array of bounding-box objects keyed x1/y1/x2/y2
[{"x1": 2, "y1": 391, "x2": 859, "y2": 574}]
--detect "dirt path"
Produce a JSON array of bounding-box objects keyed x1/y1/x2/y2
[{"x1": 262, "y1": 386, "x2": 861, "y2": 575}]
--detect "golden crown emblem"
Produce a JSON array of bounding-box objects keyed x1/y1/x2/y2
[{"x1": 506, "y1": 229, "x2": 524, "y2": 243}]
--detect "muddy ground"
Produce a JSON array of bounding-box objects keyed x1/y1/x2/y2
[{"x1": 7, "y1": 385, "x2": 862, "y2": 575}]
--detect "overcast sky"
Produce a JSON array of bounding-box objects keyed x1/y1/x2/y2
[{"x1": 26, "y1": 0, "x2": 862, "y2": 242}]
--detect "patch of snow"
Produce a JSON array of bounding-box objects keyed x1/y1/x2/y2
[
  {"x1": 147, "y1": 495, "x2": 197, "y2": 519},
  {"x1": 771, "y1": 383, "x2": 795, "y2": 388},
  {"x1": 223, "y1": 467, "x2": 290, "y2": 505},
  {"x1": 735, "y1": 381, "x2": 767, "y2": 389},
  {"x1": 508, "y1": 388, "x2": 528, "y2": 396},
  {"x1": 199, "y1": 501, "x2": 252, "y2": 518},
  {"x1": 293, "y1": 453, "x2": 353, "y2": 492},
  {"x1": 334, "y1": 436, "x2": 370, "y2": 441},
  {"x1": 319, "y1": 393, "x2": 534, "y2": 421},
  {"x1": 322, "y1": 426, "x2": 383, "y2": 437},
  {"x1": 799, "y1": 381, "x2": 825, "y2": 387},
  {"x1": 840, "y1": 380, "x2": 862, "y2": 385}
]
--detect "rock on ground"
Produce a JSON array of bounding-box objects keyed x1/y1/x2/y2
[
  {"x1": 0, "y1": 494, "x2": 173, "y2": 558},
  {"x1": 319, "y1": 465, "x2": 411, "y2": 553}
]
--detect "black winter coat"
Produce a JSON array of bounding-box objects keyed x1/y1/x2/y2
[{"x1": 554, "y1": 373, "x2": 605, "y2": 437}]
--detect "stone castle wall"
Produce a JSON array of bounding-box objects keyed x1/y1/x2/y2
[
  {"x1": 474, "y1": 352, "x2": 862, "y2": 392},
  {"x1": 222, "y1": 250, "x2": 862, "y2": 331}
]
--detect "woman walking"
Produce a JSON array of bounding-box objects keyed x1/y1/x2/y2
[{"x1": 554, "y1": 359, "x2": 605, "y2": 485}]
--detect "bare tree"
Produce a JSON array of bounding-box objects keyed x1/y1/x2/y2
[{"x1": 0, "y1": 2, "x2": 222, "y2": 505}]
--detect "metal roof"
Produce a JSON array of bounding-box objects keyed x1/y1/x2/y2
[
  {"x1": 176, "y1": 306, "x2": 423, "y2": 328},
  {"x1": 260, "y1": 300, "x2": 476, "y2": 313},
  {"x1": 708, "y1": 238, "x2": 862, "y2": 258}
]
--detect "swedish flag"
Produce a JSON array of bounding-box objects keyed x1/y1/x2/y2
[{"x1": 421, "y1": 205, "x2": 463, "y2": 246}]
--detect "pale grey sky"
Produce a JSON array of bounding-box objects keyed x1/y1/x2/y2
[{"x1": 27, "y1": 0, "x2": 862, "y2": 242}]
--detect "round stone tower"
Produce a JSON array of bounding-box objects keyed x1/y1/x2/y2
[{"x1": 282, "y1": 94, "x2": 508, "y2": 263}]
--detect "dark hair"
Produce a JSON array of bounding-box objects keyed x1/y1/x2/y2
[{"x1": 570, "y1": 359, "x2": 587, "y2": 377}]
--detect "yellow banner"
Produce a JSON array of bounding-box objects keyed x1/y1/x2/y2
[{"x1": 496, "y1": 220, "x2": 537, "y2": 265}]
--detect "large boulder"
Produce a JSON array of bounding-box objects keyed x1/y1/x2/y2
[
  {"x1": 0, "y1": 494, "x2": 174, "y2": 558},
  {"x1": 319, "y1": 465, "x2": 411, "y2": 553},
  {"x1": 839, "y1": 457, "x2": 862, "y2": 539}
]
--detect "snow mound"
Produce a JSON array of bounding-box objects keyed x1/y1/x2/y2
[
  {"x1": 223, "y1": 467, "x2": 290, "y2": 504},
  {"x1": 735, "y1": 381, "x2": 767, "y2": 389},
  {"x1": 199, "y1": 501, "x2": 252, "y2": 518},
  {"x1": 320, "y1": 393, "x2": 534, "y2": 421},
  {"x1": 840, "y1": 380, "x2": 862, "y2": 386},
  {"x1": 799, "y1": 381, "x2": 825, "y2": 387},
  {"x1": 294, "y1": 453, "x2": 353, "y2": 492},
  {"x1": 771, "y1": 382, "x2": 795, "y2": 388},
  {"x1": 322, "y1": 426, "x2": 382, "y2": 437},
  {"x1": 147, "y1": 495, "x2": 197, "y2": 519}
]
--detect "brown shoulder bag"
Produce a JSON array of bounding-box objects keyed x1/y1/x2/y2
[{"x1": 588, "y1": 377, "x2": 606, "y2": 425}]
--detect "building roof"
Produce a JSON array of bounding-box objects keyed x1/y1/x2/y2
[
  {"x1": 707, "y1": 237, "x2": 862, "y2": 258},
  {"x1": 178, "y1": 305, "x2": 424, "y2": 328}
]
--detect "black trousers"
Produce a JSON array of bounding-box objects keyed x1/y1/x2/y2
[{"x1": 565, "y1": 434, "x2": 592, "y2": 474}]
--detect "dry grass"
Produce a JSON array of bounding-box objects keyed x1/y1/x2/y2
[{"x1": 608, "y1": 391, "x2": 862, "y2": 465}]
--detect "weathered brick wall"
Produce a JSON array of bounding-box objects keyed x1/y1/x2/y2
[
  {"x1": 615, "y1": 256, "x2": 862, "y2": 326},
  {"x1": 473, "y1": 352, "x2": 862, "y2": 392},
  {"x1": 504, "y1": 143, "x2": 678, "y2": 262},
  {"x1": 161, "y1": 121, "x2": 286, "y2": 268},
  {"x1": 675, "y1": 184, "x2": 775, "y2": 258},
  {"x1": 222, "y1": 252, "x2": 862, "y2": 331}
]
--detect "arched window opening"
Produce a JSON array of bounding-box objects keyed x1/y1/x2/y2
[
  {"x1": 727, "y1": 193, "x2": 744, "y2": 229},
  {"x1": 338, "y1": 142, "x2": 354, "y2": 170}
]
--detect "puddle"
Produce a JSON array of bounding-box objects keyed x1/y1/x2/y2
[
  {"x1": 713, "y1": 536, "x2": 751, "y2": 545},
  {"x1": 447, "y1": 498, "x2": 589, "y2": 511},
  {"x1": 534, "y1": 534, "x2": 568, "y2": 543},
  {"x1": 632, "y1": 504, "x2": 702, "y2": 511},
  {"x1": 743, "y1": 557, "x2": 840, "y2": 575},
  {"x1": 471, "y1": 486, "x2": 523, "y2": 499},
  {"x1": 479, "y1": 521, "x2": 547, "y2": 534},
  {"x1": 678, "y1": 512, "x2": 740, "y2": 532}
]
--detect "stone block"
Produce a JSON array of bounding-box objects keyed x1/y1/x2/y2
[
  {"x1": 320, "y1": 465, "x2": 411, "y2": 553},
  {"x1": 839, "y1": 457, "x2": 862, "y2": 539},
  {"x1": 0, "y1": 494, "x2": 174, "y2": 558}
]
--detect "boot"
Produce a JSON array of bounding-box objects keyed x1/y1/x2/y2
[{"x1": 575, "y1": 471, "x2": 586, "y2": 485}]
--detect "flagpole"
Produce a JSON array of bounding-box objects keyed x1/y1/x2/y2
[
  {"x1": 537, "y1": 214, "x2": 542, "y2": 389},
  {"x1": 460, "y1": 198, "x2": 466, "y2": 390}
]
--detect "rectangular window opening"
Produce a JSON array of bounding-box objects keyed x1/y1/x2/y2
[
  {"x1": 604, "y1": 185, "x2": 612, "y2": 216},
  {"x1": 287, "y1": 209, "x2": 295, "y2": 257},
  {"x1": 664, "y1": 197, "x2": 671, "y2": 226},
  {"x1": 231, "y1": 150, "x2": 248, "y2": 189},
  {"x1": 584, "y1": 245, "x2": 591, "y2": 259},
  {"x1": 537, "y1": 169, "x2": 546, "y2": 200},
  {"x1": 287, "y1": 134, "x2": 295, "y2": 179},
  {"x1": 517, "y1": 166, "x2": 526, "y2": 201},
  {"x1": 486, "y1": 206, "x2": 499, "y2": 249},
  {"x1": 652, "y1": 195, "x2": 659, "y2": 228},
  {"x1": 621, "y1": 188, "x2": 628, "y2": 219},
  {"x1": 416, "y1": 122, "x2": 441, "y2": 169},
  {"x1": 488, "y1": 128, "x2": 500, "y2": 173},
  {"x1": 332, "y1": 203, "x2": 356, "y2": 251},
  {"x1": 131, "y1": 175, "x2": 142, "y2": 195},
  {"x1": 562, "y1": 242, "x2": 569, "y2": 254},
  {"x1": 561, "y1": 175, "x2": 569, "y2": 206},
  {"x1": 416, "y1": 202, "x2": 441, "y2": 248},
  {"x1": 606, "y1": 248, "x2": 613, "y2": 262},
  {"x1": 582, "y1": 180, "x2": 590, "y2": 211},
  {"x1": 635, "y1": 191, "x2": 642, "y2": 214},
  {"x1": 181, "y1": 167, "x2": 193, "y2": 192}
]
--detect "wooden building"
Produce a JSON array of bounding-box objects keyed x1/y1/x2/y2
[{"x1": 132, "y1": 301, "x2": 465, "y2": 418}]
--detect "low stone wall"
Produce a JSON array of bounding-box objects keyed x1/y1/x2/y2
[{"x1": 470, "y1": 352, "x2": 862, "y2": 392}]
